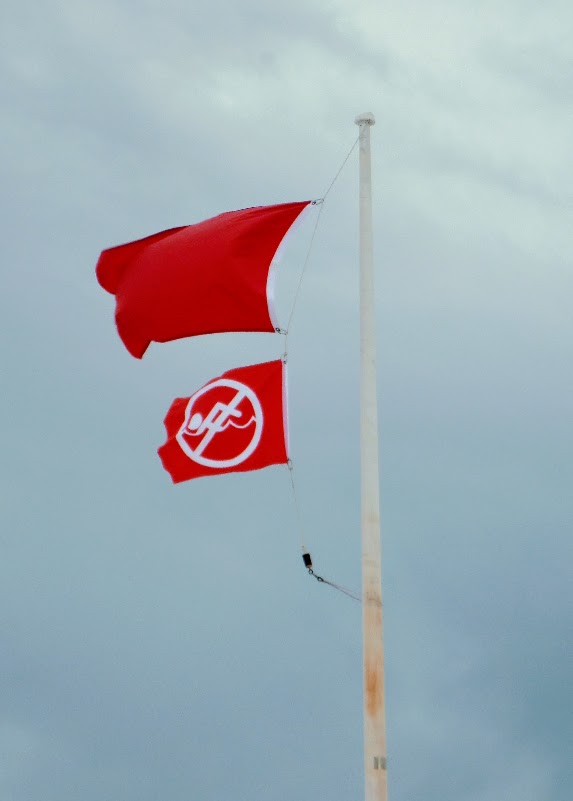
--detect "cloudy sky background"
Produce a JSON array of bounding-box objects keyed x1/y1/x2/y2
[{"x1": 1, "y1": 1, "x2": 572, "y2": 799}]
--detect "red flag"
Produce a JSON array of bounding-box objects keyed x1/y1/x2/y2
[
  {"x1": 96, "y1": 201, "x2": 311, "y2": 358},
  {"x1": 158, "y1": 360, "x2": 288, "y2": 483}
]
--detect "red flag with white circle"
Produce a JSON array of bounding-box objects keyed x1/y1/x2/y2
[{"x1": 158, "y1": 360, "x2": 288, "y2": 482}]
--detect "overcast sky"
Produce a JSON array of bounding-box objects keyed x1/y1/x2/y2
[{"x1": 1, "y1": 1, "x2": 572, "y2": 799}]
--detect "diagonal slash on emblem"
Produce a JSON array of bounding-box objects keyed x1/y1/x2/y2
[{"x1": 175, "y1": 379, "x2": 264, "y2": 469}]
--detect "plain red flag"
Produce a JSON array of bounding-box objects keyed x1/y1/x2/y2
[
  {"x1": 158, "y1": 360, "x2": 289, "y2": 483},
  {"x1": 96, "y1": 201, "x2": 311, "y2": 358}
]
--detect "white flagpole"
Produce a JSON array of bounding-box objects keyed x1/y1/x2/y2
[{"x1": 355, "y1": 112, "x2": 387, "y2": 801}]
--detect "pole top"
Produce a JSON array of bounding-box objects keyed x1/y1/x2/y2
[{"x1": 355, "y1": 112, "x2": 375, "y2": 126}]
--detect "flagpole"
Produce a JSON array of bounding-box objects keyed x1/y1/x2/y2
[{"x1": 355, "y1": 112, "x2": 387, "y2": 801}]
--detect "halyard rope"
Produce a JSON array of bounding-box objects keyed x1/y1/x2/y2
[
  {"x1": 321, "y1": 134, "x2": 359, "y2": 201},
  {"x1": 287, "y1": 463, "x2": 361, "y2": 604},
  {"x1": 284, "y1": 199, "x2": 324, "y2": 347},
  {"x1": 307, "y1": 570, "x2": 362, "y2": 603},
  {"x1": 284, "y1": 134, "x2": 360, "y2": 356},
  {"x1": 277, "y1": 137, "x2": 361, "y2": 603},
  {"x1": 282, "y1": 135, "x2": 361, "y2": 604}
]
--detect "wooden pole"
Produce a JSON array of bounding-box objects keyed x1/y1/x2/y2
[{"x1": 355, "y1": 112, "x2": 387, "y2": 801}]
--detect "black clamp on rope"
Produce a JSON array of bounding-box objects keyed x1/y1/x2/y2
[
  {"x1": 301, "y1": 548, "x2": 360, "y2": 601},
  {"x1": 302, "y1": 549, "x2": 324, "y2": 582}
]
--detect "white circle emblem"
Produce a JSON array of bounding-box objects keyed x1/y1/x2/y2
[{"x1": 176, "y1": 378, "x2": 264, "y2": 468}]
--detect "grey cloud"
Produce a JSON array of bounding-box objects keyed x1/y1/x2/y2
[{"x1": 1, "y1": 0, "x2": 572, "y2": 799}]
